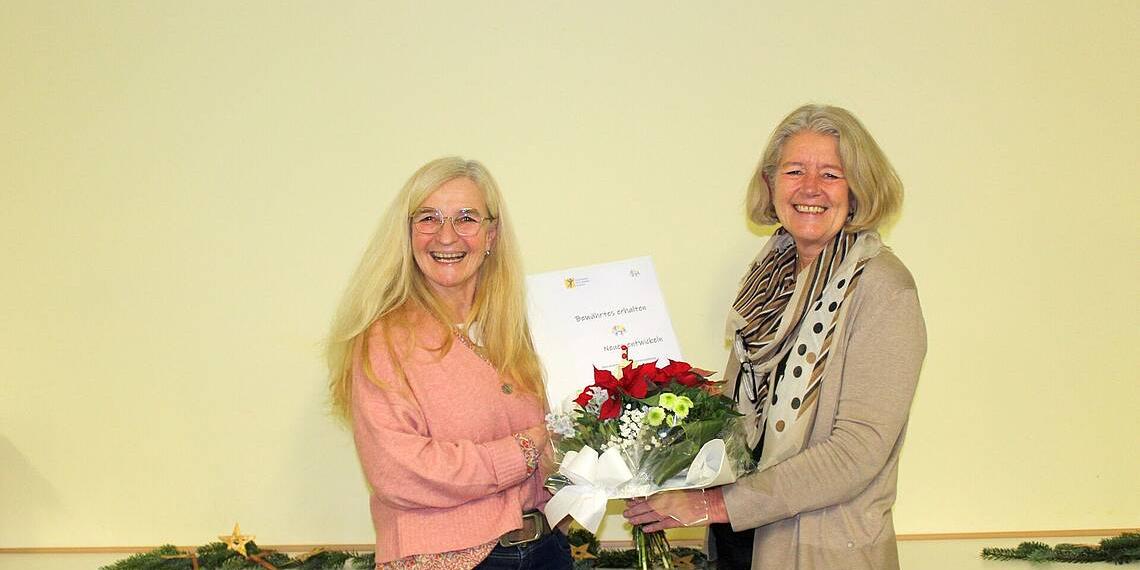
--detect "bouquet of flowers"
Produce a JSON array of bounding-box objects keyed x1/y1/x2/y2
[{"x1": 544, "y1": 346, "x2": 754, "y2": 569}]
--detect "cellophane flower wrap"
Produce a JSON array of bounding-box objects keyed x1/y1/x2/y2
[{"x1": 544, "y1": 353, "x2": 755, "y2": 569}]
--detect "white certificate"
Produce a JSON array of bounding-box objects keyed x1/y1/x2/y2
[{"x1": 526, "y1": 256, "x2": 683, "y2": 407}]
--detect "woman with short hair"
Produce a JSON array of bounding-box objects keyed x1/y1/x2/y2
[{"x1": 625, "y1": 105, "x2": 927, "y2": 569}]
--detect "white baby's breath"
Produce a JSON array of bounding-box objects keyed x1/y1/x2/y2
[{"x1": 545, "y1": 411, "x2": 577, "y2": 438}]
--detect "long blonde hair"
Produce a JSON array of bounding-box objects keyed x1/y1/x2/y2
[{"x1": 327, "y1": 157, "x2": 545, "y2": 421}]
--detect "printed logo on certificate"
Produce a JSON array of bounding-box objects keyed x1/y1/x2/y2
[{"x1": 526, "y1": 256, "x2": 683, "y2": 407}]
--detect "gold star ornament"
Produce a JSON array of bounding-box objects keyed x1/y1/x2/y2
[
  {"x1": 219, "y1": 523, "x2": 255, "y2": 557},
  {"x1": 570, "y1": 543, "x2": 597, "y2": 560}
]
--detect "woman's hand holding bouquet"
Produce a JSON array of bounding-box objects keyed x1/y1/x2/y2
[{"x1": 543, "y1": 347, "x2": 754, "y2": 568}]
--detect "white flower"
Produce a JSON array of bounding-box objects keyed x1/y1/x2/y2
[
  {"x1": 545, "y1": 412, "x2": 577, "y2": 438},
  {"x1": 618, "y1": 407, "x2": 646, "y2": 440}
]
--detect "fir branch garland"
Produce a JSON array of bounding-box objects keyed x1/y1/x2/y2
[
  {"x1": 981, "y1": 533, "x2": 1140, "y2": 564},
  {"x1": 102, "y1": 528, "x2": 708, "y2": 570},
  {"x1": 100, "y1": 542, "x2": 369, "y2": 570}
]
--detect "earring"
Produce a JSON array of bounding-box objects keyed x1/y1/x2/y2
[{"x1": 484, "y1": 249, "x2": 492, "y2": 257}]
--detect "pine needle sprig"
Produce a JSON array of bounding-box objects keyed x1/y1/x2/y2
[
  {"x1": 981, "y1": 532, "x2": 1140, "y2": 564},
  {"x1": 100, "y1": 545, "x2": 187, "y2": 570}
]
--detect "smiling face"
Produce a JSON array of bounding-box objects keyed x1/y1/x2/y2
[
  {"x1": 410, "y1": 176, "x2": 497, "y2": 318},
  {"x1": 768, "y1": 131, "x2": 851, "y2": 264}
]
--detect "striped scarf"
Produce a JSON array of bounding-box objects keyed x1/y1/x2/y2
[{"x1": 725, "y1": 229, "x2": 881, "y2": 469}]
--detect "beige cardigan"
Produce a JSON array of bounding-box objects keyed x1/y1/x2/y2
[{"x1": 721, "y1": 249, "x2": 927, "y2": 570}]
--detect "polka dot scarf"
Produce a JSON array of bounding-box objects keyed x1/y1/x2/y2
[{"x1": 724, "y1": 229, "x2": 881, "y2": 470}]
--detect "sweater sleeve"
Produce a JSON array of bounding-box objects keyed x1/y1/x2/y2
[
  {"x1": 722, "y1": 285, "x2": 927, "y2": 531},
  {"x1": 350, "y1": 341, "x2": 530, "y2": 510}
]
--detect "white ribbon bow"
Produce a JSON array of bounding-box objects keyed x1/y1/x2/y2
[
  {"x1": 543, "y1": 439, "x2": 738, "y2": 532},
  {"x1": 683, "y1": 438, "x2": 736, "y2": 487},
  {"x1": 543, "y1": 446, "x2": 632, "y2": 533}
]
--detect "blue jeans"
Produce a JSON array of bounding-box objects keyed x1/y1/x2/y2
[{"x1": 474, "y1": 531, "x2": 572, "y2": 570}]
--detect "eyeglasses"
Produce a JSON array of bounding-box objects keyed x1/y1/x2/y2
[{"x1": 410, "y1": 207, "x2": 496, "y2": 236}]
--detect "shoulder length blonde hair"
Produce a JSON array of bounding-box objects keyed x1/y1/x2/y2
[
  {"x1": 746, "y1": 104, "x2": 903, "y2": 231},
  {"x1": 326, "y1": 156, "x2": 544, "y2": 421}
]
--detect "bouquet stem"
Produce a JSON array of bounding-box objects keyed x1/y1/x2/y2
[{"x1": 632, "y1": 525, "x2": 672, "y2": 570}]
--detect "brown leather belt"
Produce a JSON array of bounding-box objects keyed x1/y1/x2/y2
[{"x1": 498, "y1": 511, "x2": 553, "y2": 547}]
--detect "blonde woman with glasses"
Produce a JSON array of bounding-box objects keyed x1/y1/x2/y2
[{"x1": 327, "y1": 157, "x2": 571, "y2": 569}]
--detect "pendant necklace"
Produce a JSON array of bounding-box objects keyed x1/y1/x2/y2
[{"x1": 454, "y1": 327, "x2": 513, "y2": 394}]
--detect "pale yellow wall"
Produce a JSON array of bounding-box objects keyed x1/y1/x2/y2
[{"x1": 2, "y1": 0, "x2": 1137, "y2": 549}]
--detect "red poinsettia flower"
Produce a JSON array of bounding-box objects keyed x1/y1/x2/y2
[
  {"x1": 632, "y1": 361, "x2": 667, "y2": 384},
  {"x1": 573, "y1": 382, "x2": 623, "y2": 420},
  {"x1": 661, "y1": 359, "x2": 706, "y2": 387},
  {"x1": 598, "y1": 397, "x2": 622, "y2": 420},
  {"x1": 660, "y1": 359, "x2": 692, "y2": 376},
  {"x1": 594, "y1": 367, "x2": 620, "y2": 390},
  {"x1": 575, "y1": 367, "x2": 622, "y2": 409},
  {"x1": 620, "y1": 370, "x2": 649, "y2": 399},
  {"x1": 573, "y1": 388, "x2": 593, "y2": 408}
]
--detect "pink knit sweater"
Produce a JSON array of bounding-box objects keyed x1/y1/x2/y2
[{"x1": 351, "y1": 315, "x2": 548, "y2": 563}]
